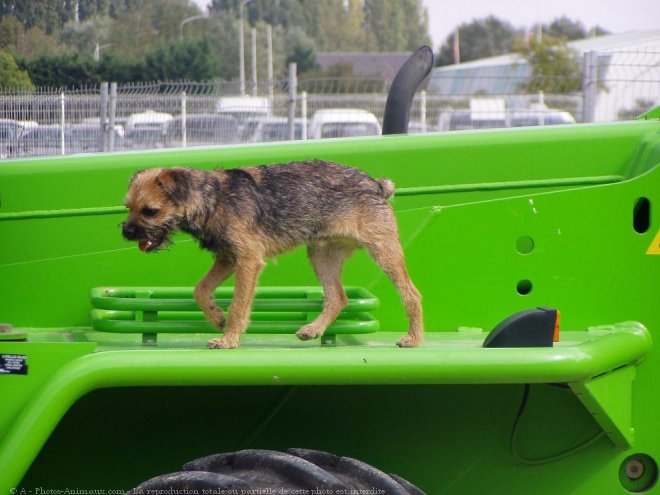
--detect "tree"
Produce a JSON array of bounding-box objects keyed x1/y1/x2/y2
[
  {"x1": 436, "y1": 16, "x2": 519, "y2": 66},
  {"x1": 0, "y1": 16, "x2": 66, "y2": 58},
  {"x1": 210, "y1": 0, "x2": 431, "y2": 52},
  {"x1": 0, "y1": 49, "x2": 34, "y2": 88},
  {"x1": 0, "y1": 0, "x2": 75, "y2": 34},
  {"x1": 96, "y1": 52, "x2": 146, "y2": 83},
  {"x1": 143, "y1": 38, "x2": 219, "y2": 80},
  {"x1": 312, "y1": 0, "x2": 371, "y2": 52},
  {"x1": 77, "y1": 0, "x2": 111, "y2": 21},
  {"x1": 286, "y1": 27, "x2": 317, "y2": 73},
  {"x1": 515, "y1": 36, "x2": 581, "y2": 94},
  {"x1": 363, "y1": 0, "x2": 431, "y2": 51},
  {"x1": 19, "y1": 53, "x2": 99, "y2": 87},
  {"x1": 538, "y1": 16, "x2": 610, "y2": 41},
  {"x1": 60, "y1": 17, "x2": 113, "y2": 56}
]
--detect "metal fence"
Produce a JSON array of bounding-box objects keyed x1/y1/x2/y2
[{"x1": 0, "y1": 49, "x2": 657, "y2": 160}]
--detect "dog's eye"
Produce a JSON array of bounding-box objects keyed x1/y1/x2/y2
[{"x1": 141, "y1": 207, "x2": 160, "y2": 218}]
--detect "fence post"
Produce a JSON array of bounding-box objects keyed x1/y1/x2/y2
[
  {"x1": 287, "y1": 62, "x2": 297, "y2": 141},
  {"x1": 582, "y1": 50, "x2": 599, "y2": 123},
  {"x1": 538, "y1": 91, "x2": 545, "y2": 126},
  {"x1": 181, "y1": 91, "x2": 187, "y2": 148},
  {"x1": 251, "y1": 28, "x2": 258, "y2": 96},
  {"x1": 420, "y1": 90, "x2": 427, "y2": 133},
  {"x1": 99, "y1": 82, "x2": 108, "y2": 152},
  {"x1": 301, "y1": 91, "x2": 307, "y2": 140},
  {"x1": 60, "y1": 91, "x2": 65, "y2": 156},
  {"x1": 267, "y1": 24, "x2": 274, "y2": 100},
  {"x1": 108, "y1": 82, "x2": 117, "y2": 151}
]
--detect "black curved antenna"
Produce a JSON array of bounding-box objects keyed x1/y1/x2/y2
[{"x1": 382, "y1": 46, "x2": 434, "y2": 135}]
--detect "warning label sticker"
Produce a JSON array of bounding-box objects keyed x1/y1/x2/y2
[
  {"x1": 0, "y1": 354, "x2": 28, "y2": 375},
  {"x1": 647, "y1": 228, "x2": 660, "y2": 255}
]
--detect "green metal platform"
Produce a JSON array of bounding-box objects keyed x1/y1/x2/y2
[{"x1": 2, "y1": 118, "x2": 660, "y2": 493}]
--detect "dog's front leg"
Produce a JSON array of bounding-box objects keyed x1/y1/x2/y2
[
  {"x1": 208, "y1": 256, "x2": 264, "y2": 349},
  {"x1": 194, "y1": 256, "x2": 235, "y2": 331}
]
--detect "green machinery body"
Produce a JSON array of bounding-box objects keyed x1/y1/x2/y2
[{"x1": 2, "y1": 119, "x2": 660, "y2": 493}]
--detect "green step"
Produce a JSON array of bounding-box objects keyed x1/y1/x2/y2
[{"x1": 90, "y1": 286, "x2": 379, "y2": 335}]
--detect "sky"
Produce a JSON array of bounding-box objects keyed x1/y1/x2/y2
[{"x1": 191, "y1": 0, "x2": 660, "y2": 48}]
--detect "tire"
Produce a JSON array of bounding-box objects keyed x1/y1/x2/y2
[{"x1": 127, "y1": 448, "x2": 426, "y2": 495}]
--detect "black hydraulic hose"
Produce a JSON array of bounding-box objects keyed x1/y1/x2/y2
[{"x1": 382, "y1": 45, "x2": 434, "y2": 135}]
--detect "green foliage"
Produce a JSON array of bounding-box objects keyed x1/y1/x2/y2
[
  {"x1": 0, "y1": 16, "x2": 67, "y2": 58},
  {"x1": 363, "y1": 0, "x2": 431, "y2": 51},
  {"x1": 436, "y1": 15, "x2": 610, "y2": 68},
  {"x1": 144, "y1": 38, "x2": 219, "y2": 81},
  {"x1": 285, "y1": 27, "x2": 317, "y2": 74},
  {"x1": 0, "y1": 0, "x2": 441, "y2": 86},
  {"x1": 436, "y1": 16, "x2": 519, "y2": 66},
  {"x1": 96, "y1": 52, "x2": 146, "y2": 83},
  {"x1": 60, "y1": 17, "x2": 112, "y2": 55},
  {"x1": 19, "y1": 53, "x2": 99, "y2": 87},
  {"x1": 211, "y1": 0, "x2": 430, "y2": 52},
  {"x1": 0, "y1": 0, "x2": 75, "y2": 34},
  {"x1": 536, "y1": 16, "x2": 610, "y2": 41},
  {"x1": 514, "y1": 36, "x2": 582, "y2": 94},
  {"x1": 0, "y1": 48, "x2": 33, "y2": 88}
]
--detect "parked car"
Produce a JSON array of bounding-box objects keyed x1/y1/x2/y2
[
  {"x1": 216, "y1": 97, "x2": 271, "y2": 140},
  {"x1": 509, "y1": 110, "x2": 576, "y2": 127},
  {"x1": 0, "y1": 119, "x2": 23, "y2": 144},
  {"x1": 67, "y1": 123, "x2": 126, "y2": 152},
  {"x1": 124, "y1": 110, "x2": 173, "y2": 150},
  {"x1": 164, "y1": 114, "x2": 240, "y2": 147},
  {"x1": 248, "y1": 117, "x2": 305, "y2": 143},
  {"x1": 5, "y1": 125, "x2": 80, "y2": 158},
  {"x1": 438, "y1": 110, "x2": 505, "y2": 131},
  {"x1": 308, "y1": 109, "x2": 381, "y2": 139},
  {"x1": 125, "y1": 110, "x2": 173, "y2": 132},
  {"x1": 124, "y1": 127, "x2": 166, "y2": 150},
  {"x1": 438, "y1": 107, "x2": 576, "y2": 132}
]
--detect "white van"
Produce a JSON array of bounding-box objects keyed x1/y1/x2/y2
[
  {"x1": 216, "y1": 97, "x2": 270, "y2": 120},
  {"x1": 308, "y1": 109, "x2": 381, "y2": 140}
]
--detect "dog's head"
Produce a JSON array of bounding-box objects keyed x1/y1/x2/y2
[{"x1": 122, "y1": 167, "x2": 192, "y2": 252}]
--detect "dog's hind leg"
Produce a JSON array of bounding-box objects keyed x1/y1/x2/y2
[
  {"x1": 296, "y1": 241, "x2": 355, "y2": 341},
  {"x1": 208, "y1": 256, "x2": 264, "y2": 349},
  {"x1": 194, "y1": 256, "x2": 235, "y2": 331},
  {"x1": 362, "y1": 213, "x2": 424, "y2": 347}
]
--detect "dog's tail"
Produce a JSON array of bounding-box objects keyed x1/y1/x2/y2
[{"x1": 376, "y1": 178, "x2": 395, "y2": 199}]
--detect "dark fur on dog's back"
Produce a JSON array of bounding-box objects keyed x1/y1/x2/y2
[
  {"x1": 175, "y1": 160, "x2": 395, "y2": 258},
  {"x1": 123, "y1": 159, "x2": 422, "y2": 349}
]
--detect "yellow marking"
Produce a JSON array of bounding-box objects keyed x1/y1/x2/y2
[{"x1": 646, "y1": 228, "x2": 660, "y2": 254}]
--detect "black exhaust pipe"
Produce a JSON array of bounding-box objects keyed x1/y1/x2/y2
[{"x1": 382, "y1": 46, "x2": 434, "y2": 135}]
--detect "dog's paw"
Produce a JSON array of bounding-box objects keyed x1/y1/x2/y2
[
  {"x1": 396, "y1": 334, "x2": 421, "y2": 348},
  {"x1": 207, "y1": 336, "x2": 239, "y2": 349},
  {"x1": 207, "y1": 308, "x2": 226, "y2": 329},
  {"x1": 296, "y1": 324, "x2": 325, "y2": 341}
]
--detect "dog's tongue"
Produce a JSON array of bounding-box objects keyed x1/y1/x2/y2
[{"x1": 138, "y1": 240, "x2": 150, "y2": 252}]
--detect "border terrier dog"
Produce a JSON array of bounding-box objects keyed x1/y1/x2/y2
[{"x1": 122, "y1": 160, "x2": 423, "y2": 349}]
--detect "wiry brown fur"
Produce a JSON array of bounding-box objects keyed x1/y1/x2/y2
[{"x1": 122, "y1": 160, "x2": 423, "y2": 349}]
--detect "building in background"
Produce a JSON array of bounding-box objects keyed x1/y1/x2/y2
[{"x1": 427, "y1": 30, "x2": 660, "y2": 123}]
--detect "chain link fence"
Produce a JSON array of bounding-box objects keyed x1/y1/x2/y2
[{"x1": 0, "y1": 50, "x2": 657, "y2": 159}]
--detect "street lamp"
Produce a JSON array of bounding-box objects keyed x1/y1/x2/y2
[
  {"x1": 94, "y1": 43, "x2": 112, "y2": 62},
  {"x1": 239, "y1": 0, "x2": 253, "y2": 96},
  {"x1": 180, "y1": 15, "x2": 205, "y2": 41}
]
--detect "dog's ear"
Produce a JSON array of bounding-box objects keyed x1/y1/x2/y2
[
  {"x1": 156, "y1": 167, "x2": 191, "y2": 204},
  {"x1": 129, "y1": 169, "x2": 146, "y2": 187}
]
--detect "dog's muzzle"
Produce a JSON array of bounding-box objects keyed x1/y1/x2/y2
[
  {"x1": 122, "y1": 221, "x2": 166, "y2": 252},
  {"x1": 121, "y1": 221, "x2": 142, "y2": 241}
]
